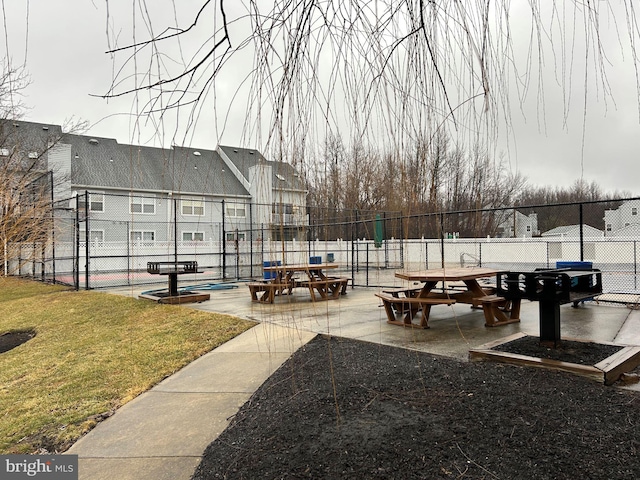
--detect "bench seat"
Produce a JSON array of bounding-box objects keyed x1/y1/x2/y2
[
  {"x1": 471, "y1": 294, "x2": 521, "y2": 327},
  {"x1": 247, "y1": 282, "x2": 293, "y2": 303},
  {"x1": 296, "y1": 277, "x2": 349, "y2": 301},
  {"x1": 375, "y1": 292, "x2": 456, "y2": 328},
  {"x1": 382, "y1": 287, "x2": 422, "y2": 297}
]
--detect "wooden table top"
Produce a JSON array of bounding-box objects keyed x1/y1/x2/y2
[
  {"x1": 395, "y1": 267, "x2": 504, "y2": 282},
  {"x1": 263, "y1": 263, "x2": 339, "y2": 272}
]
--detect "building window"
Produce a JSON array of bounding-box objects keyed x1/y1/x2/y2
[
  {"x1": 226, "y1": 232, "x2": 246, "y2": 242},
  {"x1": 226, "y1": 202, "x2": 246, "y2": 218},
  {"x1": 606, "y1": 224, "x2": 612, "y2": 232},
  {"x1": 526, "y1": 226, "x2": 531, "y2": 232},
  {"x1": 89, "y1": 192, "x2": 104, "y2": 212},
  {"x1": 130, "y1": 231, "x2": 155, "y2": 242},
  {"x1": 181, "y1": 198, "x2": 204, "y2": 216},
  {"x1": 633, "y1": 207, "x2": 638, "y2": 216},
  {"x1": 130, "y1": 195, "x2": 155, "y2": 214},
  {"x1": 80, "y1": 230, "x2": 104, "y2": 244},
  {"x1": 182, "y1": 232, "x2": 204, "y2": 241},
  {"x1": 272, "y1": 203, "x2": 294, "y2": 215},
  {"x1": 90, "y1": 230, "x2": 104, "y2": 243}
]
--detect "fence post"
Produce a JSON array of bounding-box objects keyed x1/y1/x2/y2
[
  {"x1": 440, "y1": 212, "x2": 445, "y2": 268},
  {"x1": 127, "y1": 220, "x2": 131, "y2": 285},
  {"x1": 579, "y1": 203, "x2": 584, "y2": 261},
  {"x1": 249, "y1": 202, "x2": 254, "y2": 278},
  {"x1": 221, "y1": 199, "x2": 226, "y2": 278},
  {"x1": 174, "y1": 198, "x2": 178, "y2": 265},
  {"x1": 74, "y1": 197, "x2": 79, "y2": 290},
  {"x1": 425, "y1": 240, "x2": 428, "y2": 269},
  {"x1": 50, "y1": 171, "x2": 56, "y2": 284},
  {"x1": 366, "y1": 242, "x2": 369, "y2": 286},
  {"x1": 85, "y1": 191, "x2": 90, "y2": 290}
]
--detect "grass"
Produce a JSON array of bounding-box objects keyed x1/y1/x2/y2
[{"x1": 0, "y1": 277, "x2": 256, "y2": 454}]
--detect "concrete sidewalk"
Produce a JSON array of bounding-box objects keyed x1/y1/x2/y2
[
  {"x1": 66, "y1": 283, "x2": 640, "y2": 479},
  {"x1": 67, "y1": 323, "x2": 316, "y2": 480}
]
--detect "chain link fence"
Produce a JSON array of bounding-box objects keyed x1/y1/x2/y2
[{"x1": 8, "y1": 192, "x2": 640, "y2": 296}]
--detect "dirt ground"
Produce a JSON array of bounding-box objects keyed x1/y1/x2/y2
[{"x1": 193, "y1": 335, "x2": 640, "y2": 480}]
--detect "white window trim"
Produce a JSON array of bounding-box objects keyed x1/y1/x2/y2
[
  {"x1": 181, "y1": 198, "x2": 205, "y2": 216},
  {"x1": 79, "y1": 229, "x2": 105, "y2": 243},
  {"x1": 89, "y1": 192, "x2": 104, "y2": 213},
  {"x1": 129, "y1": 230, "x2": 156, "y2": 242},
  {"x1": 182, "y1": 231, "x2": 205, "y2": 241},
  {"x1": 226, "y1": 202, "x2": 247, "y2": 218},
  {"x1": 226, "y1": 232, "x2": 246, "y2": 241},
  {"x1": 130, "y1": 194, "x2": 156, "y2": 215}
]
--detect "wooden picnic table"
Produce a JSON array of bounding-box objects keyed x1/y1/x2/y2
[
  {"x1": 248, "y1": 263, "x2": 349, "y2": 303},
  {"x1": 378, "y1": 267, "x2": 520, "y2": 328}
]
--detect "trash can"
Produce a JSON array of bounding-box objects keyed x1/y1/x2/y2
[
  {"x1": 326, "y1": 253, "x2": 335, "y2": 263},
  {"x1": 263, "y1": 260, "x2": 281, "y2": 280},
  {"x1": 309, "y1": 256, "x2": 322, "y2": 264}
]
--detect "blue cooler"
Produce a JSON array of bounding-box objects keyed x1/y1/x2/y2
[
  {"x1": 263, "y1": 260, "x2": 281, "y2": 280},
  {"x1": 556, "y1": 261, "x2": 593, "y2": 270},
  {"x1": 309, "y1": 256, "x2": 322, "y2": 264}
]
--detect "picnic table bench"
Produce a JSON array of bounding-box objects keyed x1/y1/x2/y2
[
  {"x1": 375, "y1": 292, "x2": 456, "y2": 328},
  {"x1": 384, "y1": 268, "x2": 518, "y2": 328},
  {"x1": 247, "y1": 281, "x2": 294, "y2": 303},
  {"x1": 296, "y1": 276, "x2": 350, "y2": 301},
  {"x1": 251, "y1": 263, "x2": 349, "y2": 303}
]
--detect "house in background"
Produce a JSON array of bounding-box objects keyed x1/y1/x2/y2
[
  {"x1": 541, "y1": 224, "x2": 604, "y2": 238},
  {"x1": 495, "y1": 210, "x2": 539, "y2": 238},
  {"x1": 217, "y1": 145, "x2": 307, "y2": 241},
  {"x1": 604, "y1": 199, "x2": 640, "y2": 236},
  {"x1": 3, "y1": 120, "x2": 308, "y2": 245}
]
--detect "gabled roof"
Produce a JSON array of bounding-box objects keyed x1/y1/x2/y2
[
  {"x1": 0, "y1": 120, "x2": 65, "y2": 169},
  {"x1": 541, "y1": 224, "x2": 603, "y2": 237},
  {"x1": 218, "y1": 145, "x2": 305, "y2": 191},
  {"x1": 67, "y1": 135, "x2": 250, "y2": 197}
]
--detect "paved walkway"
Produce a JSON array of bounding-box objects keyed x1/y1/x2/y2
[
  {"x1": 66, "y1": 283, "x2": 640, "y2": 479},
  {"x1": 67, "y1": 323, "x2": 316, "y2": 480}
]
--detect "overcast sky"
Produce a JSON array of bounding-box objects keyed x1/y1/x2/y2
[{"x1": 2, "y1": 1, "x2": 640, "y2": 196}]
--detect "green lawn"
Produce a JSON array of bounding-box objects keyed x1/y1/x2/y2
[{"x1": 0, "y1": 277, "x2": 255, "y2": 453}]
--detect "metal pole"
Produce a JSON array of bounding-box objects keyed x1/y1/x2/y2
[
  {"x1": 221, "y1": 199, "x2": 226, "y2": 278},
  {"x1": 174, "y1": 198, "x2": 178, "y2": 265},
  {"x1": 50, "y1": 171, "x2": 56, "y2": 283},
  {"x1": 579, "y1": 203, "x2": 584, "y2": 261},
  {"x1": 74, "y1": 197, "x2": 79, "y2": 290},
  {"x1": 440, "y1": 212, "x2": 445, "y2": 268},
  {"x1": 85, "y1": 191, "x2": 89, "y2": 290},
  {"x1": 635, "y1": 240, "x2": 637, "y2": 291},
  {"x1": 249, "y1": 202, "x2": 254, "y2": 278}
]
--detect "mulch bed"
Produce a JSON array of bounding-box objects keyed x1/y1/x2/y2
[
  {"x1": 193, "y1": 335, "x2": 640, "y2": 480},
  {"x1": 0, "y1": 330, "x2": 35, "y2": 354},
  {"x1": 492, "y1": 335, "x2": 624, "y2": 365}
]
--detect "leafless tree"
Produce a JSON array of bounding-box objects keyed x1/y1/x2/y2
[
  {"x1": 0, "y1": 62, "x2": 87, "y2": 275},
  {"x1": 101, "y1": 1, "x2": 639, "y2": 239}
]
